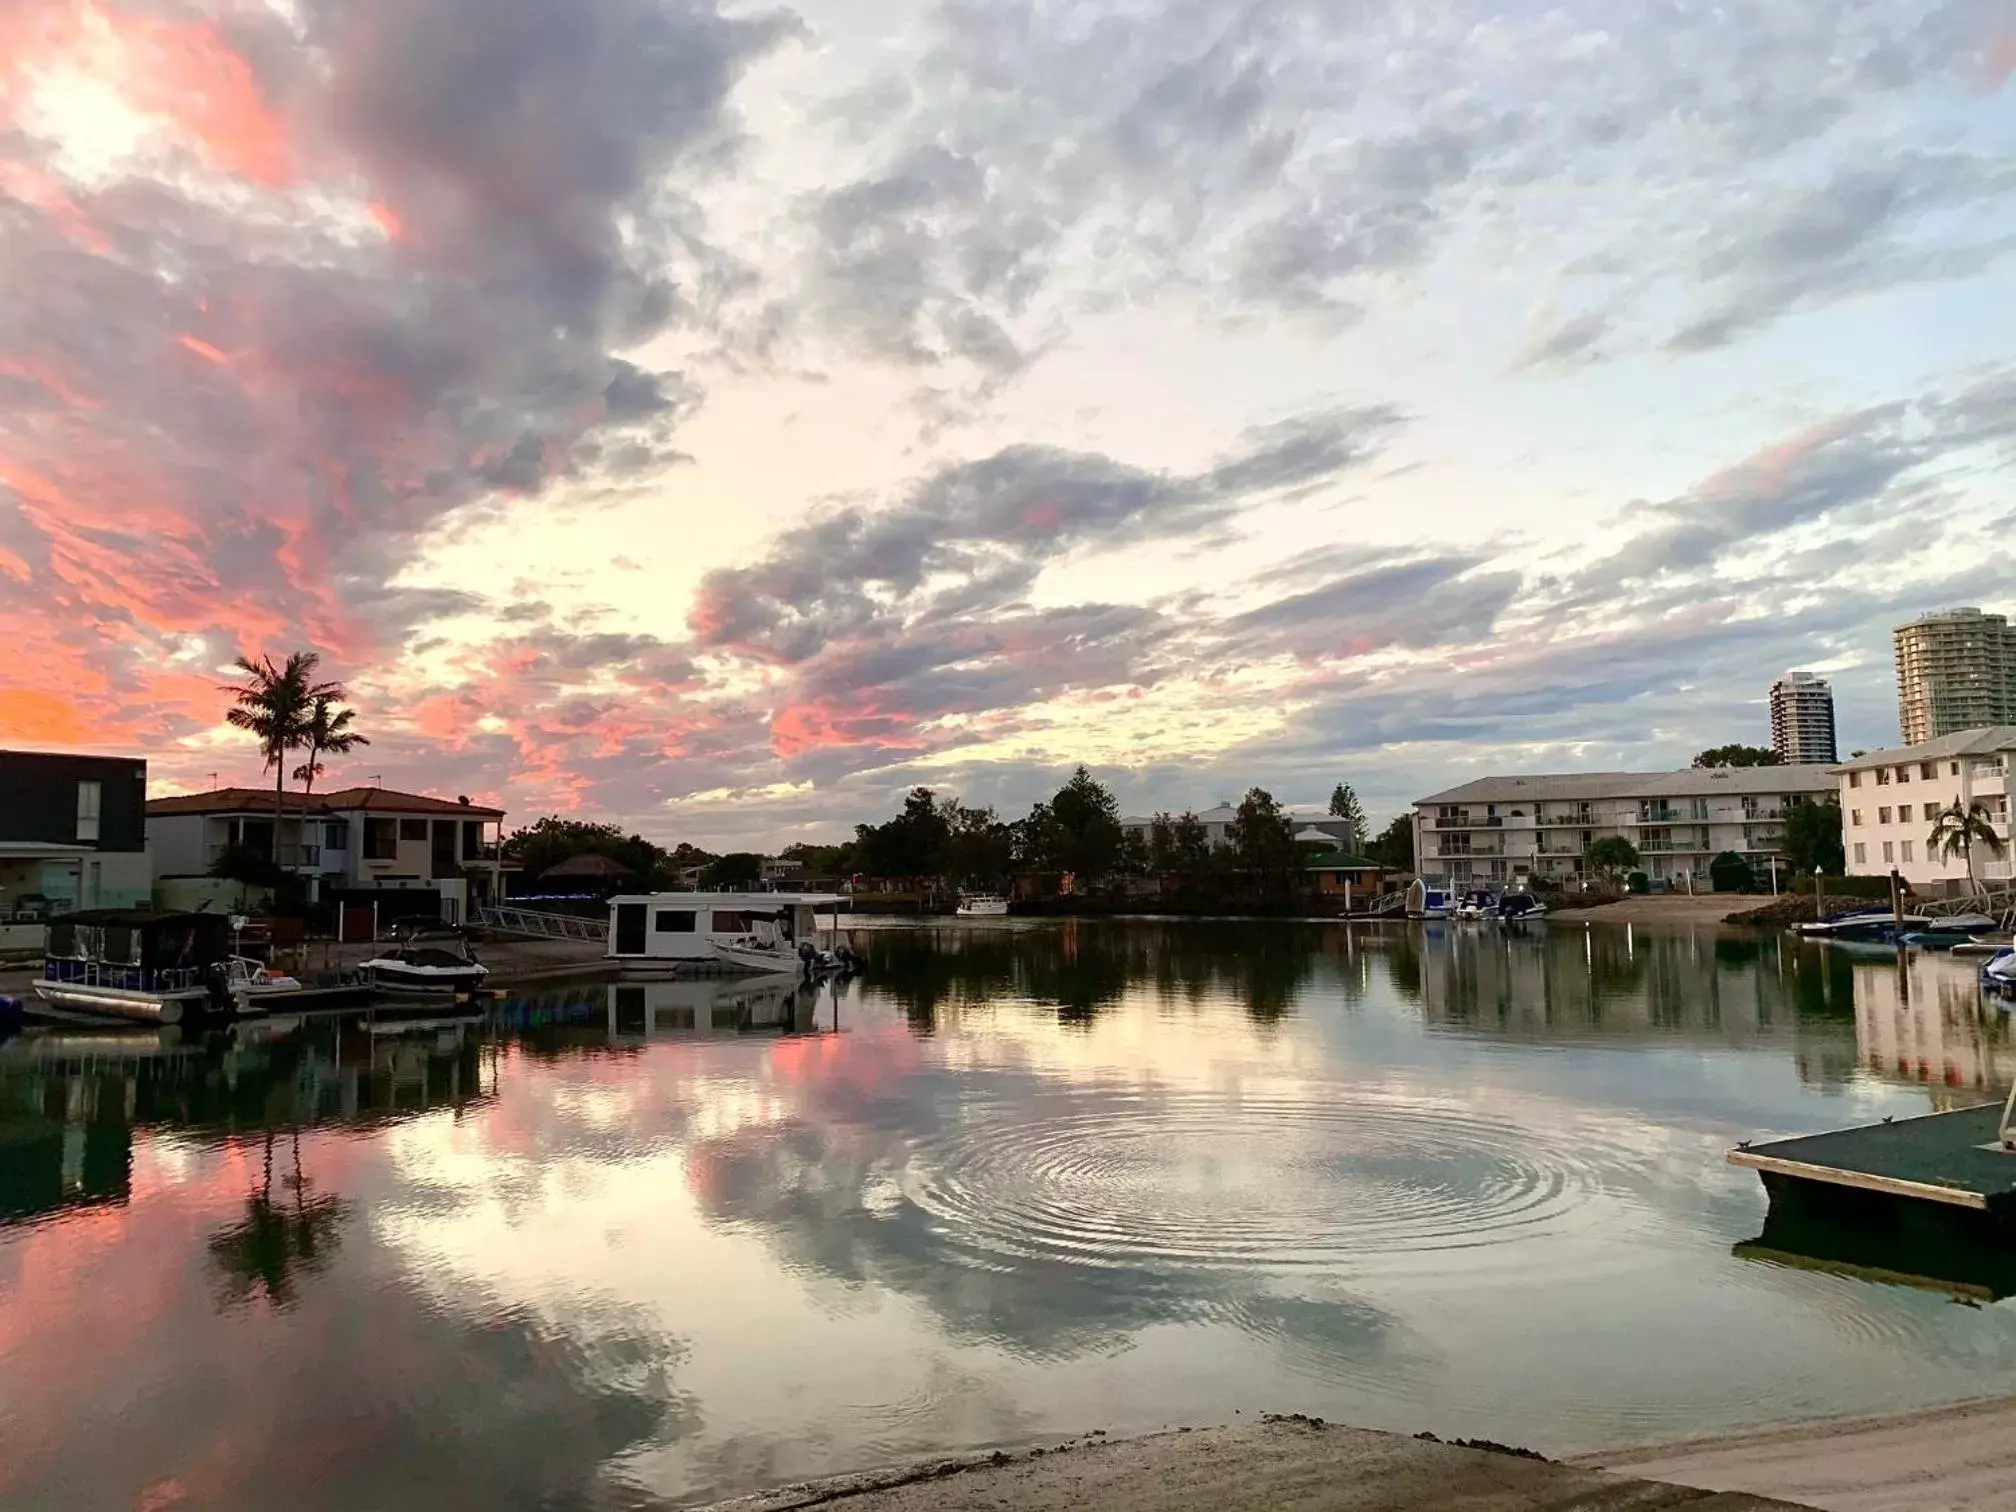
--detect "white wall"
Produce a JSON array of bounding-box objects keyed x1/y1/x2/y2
[
  {"x1": 1841, "y1": 752, "x2": 2014, "y2": 887},
  {"x1": 147, "y1": 813, "x2": 213, "y2": 877}
]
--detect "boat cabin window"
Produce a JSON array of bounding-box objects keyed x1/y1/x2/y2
[
  {"x1": 101, "y1": 924, "x2": 138, "y2": 965},
  {"x1": 46, "y1": 921, "x2": 78, "y2": 957},
  {"x1": 711, "y1": 1008, "x2": 743, "y2": 1029},
  {"x1": 711, "y1": 910, "x2": 750, "y2": 933},
  {"x1": 655, "y1": 910, "x2": 698, "y2": 933},
  {"x1": 399, "y1": 818, "x2": 429, "y2": 842},
  {"x1": 656, "y1": 1007, "x2": 696, "y2": 1030}
]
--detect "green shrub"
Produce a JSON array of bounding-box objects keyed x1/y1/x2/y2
[{"x1": 1709, "y1": 851, "x2": 1755, "y2": 893}]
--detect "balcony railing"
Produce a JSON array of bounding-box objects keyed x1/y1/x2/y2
[
  {"x1": 1434, "y1": 816, "x2": 1503, "y2": 829},
  {"x1": 1636, "y1": 808, "x2": 1681, "y2": 824}
]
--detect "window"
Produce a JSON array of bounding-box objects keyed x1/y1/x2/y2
[
  {"x1": 711, "y1": 1007, "x2": 744, "y2": 1029},
  {"x1": 75, "y1": 780, "x2": 101, "y2": 842},
  {"x1": 1924, "y1": 803, "x2": 1941, "y2": 822},
  {"x1": 1921, "y1": 762, "x2": 1938, "y2": 780},
  {"x1": 1951, "y1": 762, "x2": 1961, "y2": 776},
  {"x1": 1850, "y1": 809, "x2": 1863, "y2": 826},
  {"x1": 654, "y1": 1007, "x2": 696, "y2": 1030},
  {"x1": 709, "y1": 910, "x2": 749, "y2": 933},
  {"x1": 323, "y1": 819, "x2": 349, "y2": 852},
  {"x1": 1895, "y1": 766, "x2": 1910, "y2": 783},
  {"x1": 1900, "y1": 840, "x2": 1914, "y2": 863},
  {"x1": 364, "y1": 818, "x2": 398, "y2": 859},
  {"x1": 399, "y1": 818, "x2": 428, "y2": 843},
  {"x1": 1875, "y1": 769, "x2": 1890, "y2": 785},
  {"x1": 1878, "y1": 806, "x2": 1892, "y2": 824},
  {"x1": 1848, "y1": 771, "x2": 1862, "y2": 788},
  {"x1": 654, "y1": 910, "x2": 697, "y2": 933},
  {"x1": 1882, "y1": 841, "x2": 1894, "y2": 862},
  {"x1": 1853, "y1": 843, "x2": 1866, "y2": 863}
]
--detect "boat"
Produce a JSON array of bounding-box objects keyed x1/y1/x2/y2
[
  {"x1": 32, "y1": 910, "x2": 240, "y2": 1023},
  {"x1": 1797, "y1": 907, "x2": 1931, "y2": 939},
  {"x1": 607, "y1": 892, "x2": 849, "y2": 974},
  {"x1": 1405, "y1": 879, "x2": 1452, "y2": 920},
  {"x1": 709, "y1": 930, "x2": 860, "y2": 977},
  {"x1": 1981, "y1": 949, "x2": 2016, "y2": 990},
  {"x1": 225, "y1": 956, "x2": 303, "y2": 999},
  {"x1": 360, "y1": 930, "x2": 490, "y2": 995},
  {"x1": 955, "y1": 893, "x2": 1010, "y2": 917},
  {"x1": 1496, "y1": 891, "x2": 1548, "y2": 921},
  {"x1": 1453, "y1": 889, "x2": 1498, "y2": 920}
]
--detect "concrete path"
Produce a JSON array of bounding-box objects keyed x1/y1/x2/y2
[
  {"x1": 1584, "y1": 1397, "x2": 2016, "y2": 1512},
  {"x1": 701, "y1": 1419, "x2": 1812, "y2": 1512}
]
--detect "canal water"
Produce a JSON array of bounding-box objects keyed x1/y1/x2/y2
[{"x1": 4, "y1": 919, "x2": 2015, "y2": 1509}]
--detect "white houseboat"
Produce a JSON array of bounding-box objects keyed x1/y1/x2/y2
[{"x1": 605, "y1": 893, "x2": 852, "y2": 976}]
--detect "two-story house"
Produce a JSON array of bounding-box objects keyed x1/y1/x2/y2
[
  {"x1": 147, "y1": 785, "x2": 507, "y2": 922},
  {"x1": 0, "y1": 749, "x2": 153, "y2": 923}
]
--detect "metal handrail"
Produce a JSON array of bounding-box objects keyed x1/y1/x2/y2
[{"x1": 472, "y1": 905, "x2": 609, "y2": 942}]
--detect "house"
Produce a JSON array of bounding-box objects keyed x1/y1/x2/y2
[
  {"x1": 0, "y1": 750, "x2": 153, "y2": 925},
  {"x1": 1836, "y1": 727, "x2": 2015, "y2": 891},
  {"x1": 147, "y1": 785, "x2": 508, "y2": 922},
  {"x1": 1119, "y1": 806, "x2": 1357, "y2": 853},
  {"x1": 1411, "y1": 765, "x2": 1838, "y2": 889},
  {"x1": 1303, "y1": 852, "x2": 1387, "y2": 899}
]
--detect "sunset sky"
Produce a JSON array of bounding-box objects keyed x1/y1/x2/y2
[{"x1": 3, "y1": 0, "x2": 2013, "y2": 846}]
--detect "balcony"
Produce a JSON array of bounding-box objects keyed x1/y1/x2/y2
[
  {"x1": 1434, "y1": 815, "x2": 1503, "y2": 829},
  {"x1": 1636, "y1": 807, "x2": 1681, "y2": 824}
]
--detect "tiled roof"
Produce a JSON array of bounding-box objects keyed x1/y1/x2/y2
[
  {"x1": 147, "y1": 785, "x2": 504, "y2": 818},
  {"x1": 1832, "y1": 726, "x2": 2016, "y2": 771},
  {"x1": 1414, "y1": 765, "x2": 1836, "y2": 805}
]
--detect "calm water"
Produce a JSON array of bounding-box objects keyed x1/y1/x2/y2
[{"x1": 5, "y1": 919, "x2": 2016, "y2": 1509}]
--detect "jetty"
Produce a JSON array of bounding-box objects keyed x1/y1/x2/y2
[{"x1": 1729, "y1": 1101, "x2": 2016, "y2": 1216}]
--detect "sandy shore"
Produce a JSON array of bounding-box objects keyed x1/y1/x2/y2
[
  {"x1": 1581, "y1": 1396, "x2": 2016, "y2": 1512},
  {"x1": 1547, "y1": 894, "x2": 1758, "y2": 924},
  {"x1": 699, "y1": 1418, "x2": 1812, "y2": 1511}
]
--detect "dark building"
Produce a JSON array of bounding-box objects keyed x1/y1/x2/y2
[{"x1": 0, "y1": 750, "x2": 151, "y2": 916}]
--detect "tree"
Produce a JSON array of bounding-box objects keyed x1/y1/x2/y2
[
  {"x1": 1709, "y1": 850, "x2": 1755, "y2": 893},
  {"x1": 292, "y1": 693, "x2": 369, "y2": 794},
  {"x1": 1365, "y1": 815, "x2": 1415, "y2": 872},
  {"x1": 1929, "y1": 801, "x2": 2007, "y2": 893},
  {"x1": 1693, "y1": 744, "x2": 1783, "y2": 769},
  {"x1": 1328, "y1": 783, "x2": 1368, "y2": 840},
  {"x1": 855, "y1": 788, "x2": 952, "y2": 878},
  {"x1": 945, "y1": 803, "x2": 1015, "y2": 884},
  {"x1": 223, "y1": 652, "x2": 340, "y2": 864},
  {"x1": 1585, "y1": 835, "x2": 1640, "y2": 880},
  {"x1": 503, "y1": 817, "x2": 671, "y2": 885},
  {"x1": 1229, "y1": 787, "x2": 1298, "y2": 889},
  {"x1": 701, "y1": 852, "x2": 764, "y2": 889},
  {"x1": 1784, "y1": 798, "x2": 1845, "y2": 876},
  {"x1": 1037, "y1": 766, "x2": 1124, "y2": 879}
]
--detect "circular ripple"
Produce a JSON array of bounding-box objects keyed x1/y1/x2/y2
[{"x1": 901, "y1": 1090, "x2": 1627, "y2": 1277}]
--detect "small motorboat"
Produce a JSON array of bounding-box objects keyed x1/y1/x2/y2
[
  {"x1": 709, "y1": 936, "x2": 861, "y2": 977},
  {"x1": 1797, "y1": 907, "x2": 1930, "y2": 939},
  {"x1": 1496, "y1": 891, "x2": 1548, "y2": 921},
  {"x1": 1981, "y1": 949, "x2": 2016, "y2": 990},
  {"x1": 1406, "y1": 880, "x2": 1452, "y2": 920},
  {"x1": 1454, "y1": 889, "x2": 1499, "y2": 920},
  {"x1": 955, "y1": 893, "x2": 1010, "y2": 917},
  {"x1": 361, "y1": 930, "x2": 489, "y2": 996}
]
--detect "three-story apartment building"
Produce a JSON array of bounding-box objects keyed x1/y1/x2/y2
[
  {"x1": 1412, "y1": 765, "x2": 1837, "y2": 887},
  {"x1": 1837, "y1": 727, "x2": 2015, "y2": 890}
]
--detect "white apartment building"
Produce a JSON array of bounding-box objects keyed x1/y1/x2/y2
[
  {"x1": 1412, "y1": 766, "x2": 1837, "y2": 887},
  {"x1": 148, "y1": 785, "x2": 508, "y2": 921},
  {"x1": 1119, "y1": 805, "x2": 1356, "y2": 853},
  {"x1": 1769, "y1": 671, "x2": 1837, "y2": 765},
  {"x1": 1837, "y1": 727, "x2": 2015, "y2": 891}
]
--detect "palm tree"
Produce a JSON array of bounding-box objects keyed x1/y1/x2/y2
[
  {"x1": 293, "y1": 694, "x2": 369, "y2": 795},
  {"x1": 1928, "y1": 801, "x2": 2007, "y2": 894},
  {"x1": 223, "y1": 652, "x2": 339, "y2": 863}
]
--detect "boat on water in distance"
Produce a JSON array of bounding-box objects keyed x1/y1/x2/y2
[
  {"x1": 1496, "y1": 891, "x2": 1548, "y2": 921},
  {"x1": 955, "y1": 893, "x2": 1010, "y2": 917},
  {"x1": 1453, "y1": 888, "x2": 1498, "y2": 920}
]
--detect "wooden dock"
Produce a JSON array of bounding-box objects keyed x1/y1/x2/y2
[{"x1": 1730, "y1": 1104, "x2": 2016, "y2": 1213}]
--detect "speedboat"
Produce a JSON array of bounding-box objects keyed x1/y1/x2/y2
[
  {"x1": 1496, "y1": 891, "x2": 1548, "y2": 921},
  {"x1": 1981, "y1": 949, "x2": 2016, "y2": 990},
  {"x1": 955, "y1": 893, "x2": 1010, "y2": 917},
  {"x1": 1797, "y1": 907, "x2": 1930, "y2": 939},
  {"x1": 1454, "y1": 889, "x2": 1498, "y2": 920},
  {"x1": 361, "y1": 931, "x2": 489, "y2": 996},
  {"x1": 710, "y1": 935, "x2": 860, "y2": 977}
]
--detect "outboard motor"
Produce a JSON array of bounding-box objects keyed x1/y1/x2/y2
[{"x1": 798, "y1": 939, "x2": 818, "y2": 976}]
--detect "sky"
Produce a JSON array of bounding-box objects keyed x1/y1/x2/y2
[{"x1": 2, "y1": 0, "x2": 2014, "y2": 849}]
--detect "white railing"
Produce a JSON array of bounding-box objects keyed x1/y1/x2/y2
[{"x1": 472, "y1": 905, "x2": 608, "y2": 942}]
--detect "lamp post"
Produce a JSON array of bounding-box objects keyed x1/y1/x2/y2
[{"x1": 1813, "y1": 866, "x2": 1824, "y2": 922}]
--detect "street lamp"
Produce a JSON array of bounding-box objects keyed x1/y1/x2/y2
[{"x1": 1813, "y1": 865, "x2": 1824, "y2": 922}]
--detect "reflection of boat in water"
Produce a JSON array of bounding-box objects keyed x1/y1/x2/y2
[
  {"x1": 607, "y1": 976, "x2": 826, "y2": 1039},
  {"x1": 955, "y1": 893, "x2": 1010, "y2": 917}
]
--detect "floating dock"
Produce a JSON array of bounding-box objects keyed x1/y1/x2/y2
[{"x1": 1730, "y1": 1103, "x2": 2016, "y2": 1213}]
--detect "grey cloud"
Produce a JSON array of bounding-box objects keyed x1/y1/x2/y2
[
  {"x1": 1511, "y1": 310, "x2": 1610, "y2": 373},
  {"x1": 1226, "y1": 557, "x2": 1523, "y2": 654}
]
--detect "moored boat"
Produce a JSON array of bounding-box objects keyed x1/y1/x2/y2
[
  {"x1": 32, "y1": 911, "x2": 238, "y2": 1024},
  {"x1": 955, "y1": 893, "x2": 1010, "y2": 917},
  {"x1": 360, "y1": 930, "x2": 490, "y2": 995},
  {"x1": 1496, "y1": 891, "x2": 1548, "y2": 921},
  {"x1": 1405, "y1": 879, "x2": 1452, "y2": 920},
  {"x1": 1453, "y1": 888, "x2": 1498, "y2": 920}
]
